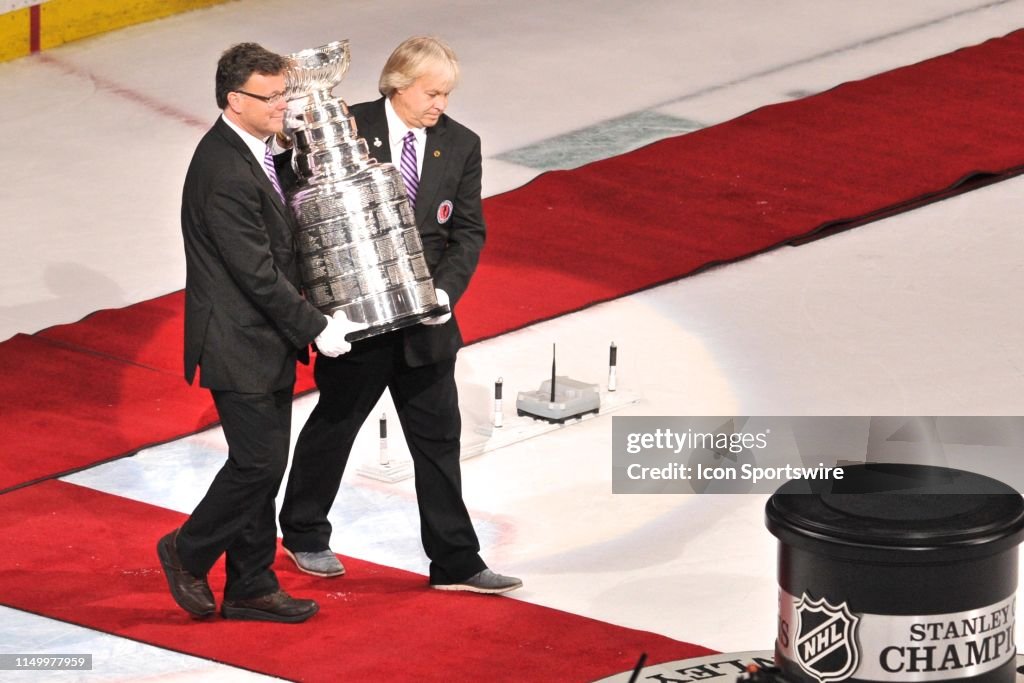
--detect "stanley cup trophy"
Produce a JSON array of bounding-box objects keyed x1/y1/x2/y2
[{"x1": 283, "y1": 40, "x2": 448, "y2": 341}]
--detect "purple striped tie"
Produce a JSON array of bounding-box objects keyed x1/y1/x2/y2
[
  {"x1": 400, "y1": 130, "x2": 419, "y2": 208},
  {"x1": 263, "y1": 145, "x2": 285, "y2": 203}
]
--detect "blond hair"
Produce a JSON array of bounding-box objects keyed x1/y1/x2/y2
[{"x1": 378, "y1": 36, "x2": 460, "y2": 97}]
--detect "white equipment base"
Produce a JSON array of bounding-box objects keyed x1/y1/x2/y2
[{"x1": 356, "y1": 389, "x2": 640, "y2": 483}]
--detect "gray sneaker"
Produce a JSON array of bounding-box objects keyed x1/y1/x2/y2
[
  {"x1": 283, "y1": 547, "x2": 345, "y2": 578},
  {"x1": 431, "y1": 569, "x2": 523, "y2": 594}
]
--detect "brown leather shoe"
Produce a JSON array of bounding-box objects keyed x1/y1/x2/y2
[
  {"x1": 221, "y1": 590, "x2": 319, "y2": 623},
  {"x1": 156, "y1": 529, "x2": 215, "y2": 618}
]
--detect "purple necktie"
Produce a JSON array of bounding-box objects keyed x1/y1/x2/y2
[
  {"x1": 400, "y1": 130, "x2": 419, "y2": 208},
  {"x1": 263, "y1": 145, "x2": 285, "y2": 203}
]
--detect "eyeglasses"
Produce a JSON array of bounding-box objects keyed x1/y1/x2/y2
[{"x1": 235, "y1": 90, "x2": 286, "y2": 105}]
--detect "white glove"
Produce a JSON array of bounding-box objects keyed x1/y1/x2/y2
[
  {"x1": 282, "y1": 104, "x2": 305, "y2": 137},
  {"x1": 332, "y1": 309, "x2": 370, "y2": 338},
  {"x1": 314, "y1": 311, "x2": 369, "y2": 357},
  {"x1": 422, "y1": 288, "x2": 452, "y2": 326},
  {"x1": 272, "y1": 107, "x2": 305, "y2": 150}
]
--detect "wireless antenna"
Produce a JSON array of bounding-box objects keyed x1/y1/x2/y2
[{"x1": 550, "y1": 343, "x2": 556, "y2": 402}]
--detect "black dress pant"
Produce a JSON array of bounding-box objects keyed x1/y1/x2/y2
[
  {"x1": 176, "y1": 387, "x2": 292, "y2": 600},
  {"x1": 280, "y1": 333, "x2": 486, "y2": 584}
]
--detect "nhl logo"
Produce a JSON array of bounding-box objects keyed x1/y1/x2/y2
[{"x1": 794, "y1": 593, "x2": 860, "y2": 683}]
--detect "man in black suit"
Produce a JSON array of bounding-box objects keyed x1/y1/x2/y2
[
  {"x1": 279, "y1": 36, "x2": 521, "y2": 594},
  {"x1": 157, "y1": 42, "x2": 362, "y2": 623}
]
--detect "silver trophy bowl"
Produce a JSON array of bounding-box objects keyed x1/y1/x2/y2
[
  {"x1": 285, "y1": 40, "x2": 351, "y2": 102},
  {"x1": 283, "y1": 40, "x2": 447, "y2": 341}
]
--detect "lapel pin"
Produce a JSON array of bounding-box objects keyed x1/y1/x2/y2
[
  {"x1": 373, "y1": 137, "x2": 382, "y2": 148},
  {"x1": 433, "y1": 150, "x2": 441, "y2": 158}
]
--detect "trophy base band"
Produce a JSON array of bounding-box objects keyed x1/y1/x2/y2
[{"x1": 343, "y1": 304, "x2": 451, "y2": 342}]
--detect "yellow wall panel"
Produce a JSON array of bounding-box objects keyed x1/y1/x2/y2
[
  {"x1": 1, "y1": 0, "x2": 229, "y2": 61},
  {"x1": 39, "y1": 0, "x2": 228, "y2": 50},
  {"x1": 0, "y1": 8, "x2": 30, "y2": 62}
]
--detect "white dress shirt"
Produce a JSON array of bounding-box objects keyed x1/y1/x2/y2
[
  {"x1": 384, "y1": 97, "x2": 426, "y2": 177},
  {"x1": 221, "y1": 113, "x2": 277, "y2": 186}
]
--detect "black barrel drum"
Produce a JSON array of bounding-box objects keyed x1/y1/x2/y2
[{"x1": 766, "y1": 465, "x2": 1024, "y2": 683}]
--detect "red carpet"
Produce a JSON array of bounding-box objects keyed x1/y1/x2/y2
[
  {"x1": 456, "y1": 29, "x2": 1024, "y2": 343},
  {"x1": 2, "y1": 30, "x2": 1024, "y2": 490},
  {"x1": 0, "y1": 333, "x2": 220, "y2": 492},
  {"x1": 0, "y1": 480, "x2": 712, "y2": 681}
]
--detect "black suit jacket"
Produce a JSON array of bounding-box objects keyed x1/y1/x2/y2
[
  {"x1": 349, "y1": 98, "x2": 487, "y2": 366},
  {"x1": 181, "y1": 116, "x2": 326, "y2": 392}
]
